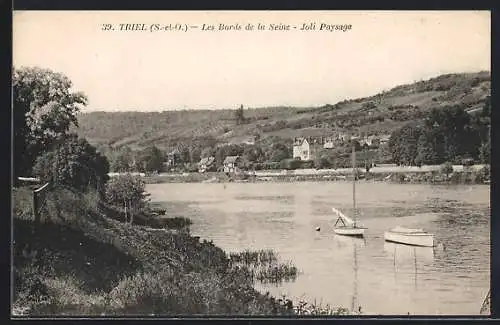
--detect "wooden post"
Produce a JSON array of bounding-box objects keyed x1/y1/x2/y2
[
  {"x1": 32, "y1": 189, "x2": 39, "y2": 235},
  {"x1": 32, "y1": 182, "x2": 50, "y2": 234}
]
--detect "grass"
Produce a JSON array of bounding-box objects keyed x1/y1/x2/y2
[
  {"x1": 229, "y1": 249, "x2": 278, "y2": 266},
  {"x1": 228, "y1": 249, "x2": 299, "y2": 284},
  {"x1": 11, "y1": 186, "x2": 335, "y2": 316}
]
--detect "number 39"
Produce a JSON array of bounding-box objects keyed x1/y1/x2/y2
[{"x1": 101, "y1": 24, "x2": 113, "y2": 31}]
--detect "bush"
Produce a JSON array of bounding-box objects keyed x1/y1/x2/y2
[
  {"x1": 440, "y1": 162, "x2": 454, "y2": 177},
  {"x1": 280, "y1": 159, "x2": 301, "y2": 170}
]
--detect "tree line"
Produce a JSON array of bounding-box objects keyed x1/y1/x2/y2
[{"x1": 388, "y1": 101, "x2": 490, "y2": 166}]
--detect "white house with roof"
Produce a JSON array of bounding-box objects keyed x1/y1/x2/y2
[
  {"x1": 223, "y1": 156, "x2": 241, "y2": 173},
  {"x1": 293, "y1": 137, "x2": 330, "y2": 161}
]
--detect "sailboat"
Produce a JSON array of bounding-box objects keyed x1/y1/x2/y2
[{"x1": 334, "y1": 145, "x2": 366, "y2": 237}]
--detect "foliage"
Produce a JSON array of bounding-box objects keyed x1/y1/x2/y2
[
  {"x1": 105, "y1": 174, "x2": 149, "y2": 224},
  {"x1": 235, "y1": 104, "x2": 246, "y2": 125},
  {"x1": 136, "y1": 146, "x2": 164, "y2": 173},
  {"x1": 440, "y1": 162, "x2": 454, "y2": 177},
  {"x1": 389, "y1": 106, "x2": 488, "y2": 166},
  {"x1": 280, "y1": 159, "x2": 301, "y2": 170},
  {"x1": 110, "y1": 146, "x2": 135, "y2": 172},
  {"x1": 13, "y1": 67, "x2": 87, "y2": 178},
  {"x1": 267, "y1": 142, "x2": 291, "y2": 162},
  {"x1": 33, "y1": 133, "x2": 109, "y2": 193},
  {"x1": 242, "y1": 145, "x2": 266, "y2": 164}
]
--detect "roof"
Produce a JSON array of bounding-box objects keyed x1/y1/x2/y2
[
  {"x1": 199, "y1": 156, "x2": 215, "y2": 165},
  {"x1": 294, "y1": 136, "x2": 334, "y2": 146},
  {"x1": 223, "y1": 156, "x2": 240, "y2": 164}
]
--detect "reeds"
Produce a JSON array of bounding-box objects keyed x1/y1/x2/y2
[
  {"x1": 228, "y1": 249, "x2": 298, "y2": 284},
  {"x1": 229, "y1": 249, "x2": 278, "y2": 266}
]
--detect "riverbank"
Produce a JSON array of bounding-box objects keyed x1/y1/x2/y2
[
  {"x1": 141, "y1": 165, "x2": 490, "y2": 186},
  {"x1": 12, "y1": 186, "x2": 349, "y2": 316}
]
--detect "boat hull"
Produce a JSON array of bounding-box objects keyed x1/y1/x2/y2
[
  {"x1": 334, "y1": 227, "x2": 365, "y2": 237},
  {"x1": 384, "y1": 231, "x2": 434, "y2": 247}
]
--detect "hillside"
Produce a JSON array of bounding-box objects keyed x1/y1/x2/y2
[{"x1": 76, "y1": 71, "x2": 491, "y2": 151}]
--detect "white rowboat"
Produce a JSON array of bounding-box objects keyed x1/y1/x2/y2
[{"x1": 384, "y1": 226, "x2": 434, "y2": 247}]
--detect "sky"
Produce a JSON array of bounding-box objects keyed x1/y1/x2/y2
[{"x1": 13, "y1": 11, "x2": 490, "y2": 112}]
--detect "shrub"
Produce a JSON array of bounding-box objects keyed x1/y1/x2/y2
[
  {"x1": 440, "y1": 162, "x2": 454, "y2": 178},
  {"x1": 280, "y1": 159, "x2": 301, "y2": 170}
]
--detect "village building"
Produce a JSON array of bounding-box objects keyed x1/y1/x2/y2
[
  {"x1": 198, "y1": 156, "x2": 216, "y2": 173},
  {"x1": 293, "y1": 137, "x2": 332, "y2": 161},
  {"x1": 165, "y1": 149, "x2": 181, "y2": 168},
  {"x1": 379, "y1": 134, "x2": 391, "y2": 146},
  {"x1": 223, "y1": 156, "x2": 242, "y2": 173}
]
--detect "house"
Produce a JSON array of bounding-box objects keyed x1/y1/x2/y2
[
  {"x1": 165, "y1": 149, "x2": 181, "y2": 167},
  {"x1": 223, "y1": 156, "x2": 241, "y2": 173},
  {"x1": 292, "y1": 137, "x2": 326, "y2": 161},
  {"x1": 323, "y1": 137, "x2": 335, "y2": 149},
  {"x1": 242, "y1": 136, "x2": 256, "y2": 145},
  {"x1": 198, "y1": 156, "x2": 216, "y2": 173},
  {"x1": 359, "y1": 135, "x2": 380, "y2": 148},
  {"x1": 336, "y1": 133, "x2": 350, "y2": 143},
  {"x1": 379, "y1": 134, "x2": 391, "y2": 146}
]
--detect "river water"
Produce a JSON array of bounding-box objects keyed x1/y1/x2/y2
[{"x1": 147, "y1": 181, "x2": 490, "y2": 315}]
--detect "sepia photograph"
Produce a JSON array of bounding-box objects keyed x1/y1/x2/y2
[{"x1": 12, "y1": 10, "x2": 490, "y2": 317}]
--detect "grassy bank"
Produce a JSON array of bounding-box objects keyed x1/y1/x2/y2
[{"x1": 12, "y1": 186, "x2": 348, "y2": 316}]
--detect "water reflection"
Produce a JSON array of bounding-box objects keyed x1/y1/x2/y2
[
  {"x1": 384, "y1": 242, "x2": 435, "y2": 290},
  {"x1": 334, "y1": 235, "x2": 365, "y2": 313}
]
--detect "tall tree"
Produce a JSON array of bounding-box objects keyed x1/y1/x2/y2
[
  {"x1": 136, "y1": 146, "x2": 164, "y2": 173},
  {"x1": 234, "y1": 104, "x2": 245, "y2": 125},
  {"x1": 105, "y1": 174, "x2": 149, "y2": 224},
  {"x1": 111, "y1": 146, "x2": 134, "y2": 172},
  {"x1": 13, "y1": 67, "x2": 87, "y2": 177},
  {"x1": 33, "y1": 133, "x2": 109, "y2": 194}
]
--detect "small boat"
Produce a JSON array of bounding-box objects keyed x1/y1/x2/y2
[
  {"x1": 384, "y1": 226, "x2": 434, "y2": 247},
  {"x1": 333, "y1": 208, "x2": 366, "y2": 236},
  {"x1": 333, "y1": 146, "x2": 366, "y2": 237}
]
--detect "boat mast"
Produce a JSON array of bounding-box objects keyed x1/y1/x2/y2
[{"x1": 352, "y1": 145, "x2": 357, "y2": 227}]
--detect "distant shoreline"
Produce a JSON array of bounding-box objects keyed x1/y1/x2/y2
[{"x1": 140, "y1": 165, "x2": 490, "y2": 186}]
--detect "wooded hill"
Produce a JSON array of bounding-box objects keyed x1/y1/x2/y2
[{"x1": 76, "y1": 71, "x2": 490, "y2": 151}]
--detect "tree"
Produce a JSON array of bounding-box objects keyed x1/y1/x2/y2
[
  {"x1": 32, "y1": 133, "x2": 110, "y2": 194},
  {"x1": 111, "y1": 146, "x2": 134, "y2": 172},
  {"x1": 242, "y1": 145, "x2": 265, "y2": 163},
  {"x1": 314, "y1": 149, "x2": 333, "y2": 169},
  {"x1": 480, "y1": 137, "x2": 490, "y2": 164},
  {"x1": 105, "y1": 174, "x2": 149, "y2": 224},
  {"x1": 13, "y1": 67, "x2": 87, "y2": 178},
  {"x1": 136, "y1": 146, "x2": 164, "y2": 173},
  {"x1": 235, "y1": 104, "x2": 245, "y2": 125},
  {"x1": 200, "y1": 147, "x2": 215, "y2": 159},
  {"x1": 267, "y1": 143, "x2": 291, "y2": 162},
  {"x1": 440, "y1": 162, "x2": 454, "y2": 178},
  {"x1": 189, "y1": 147, "x2": 202, "y2": 164}
]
